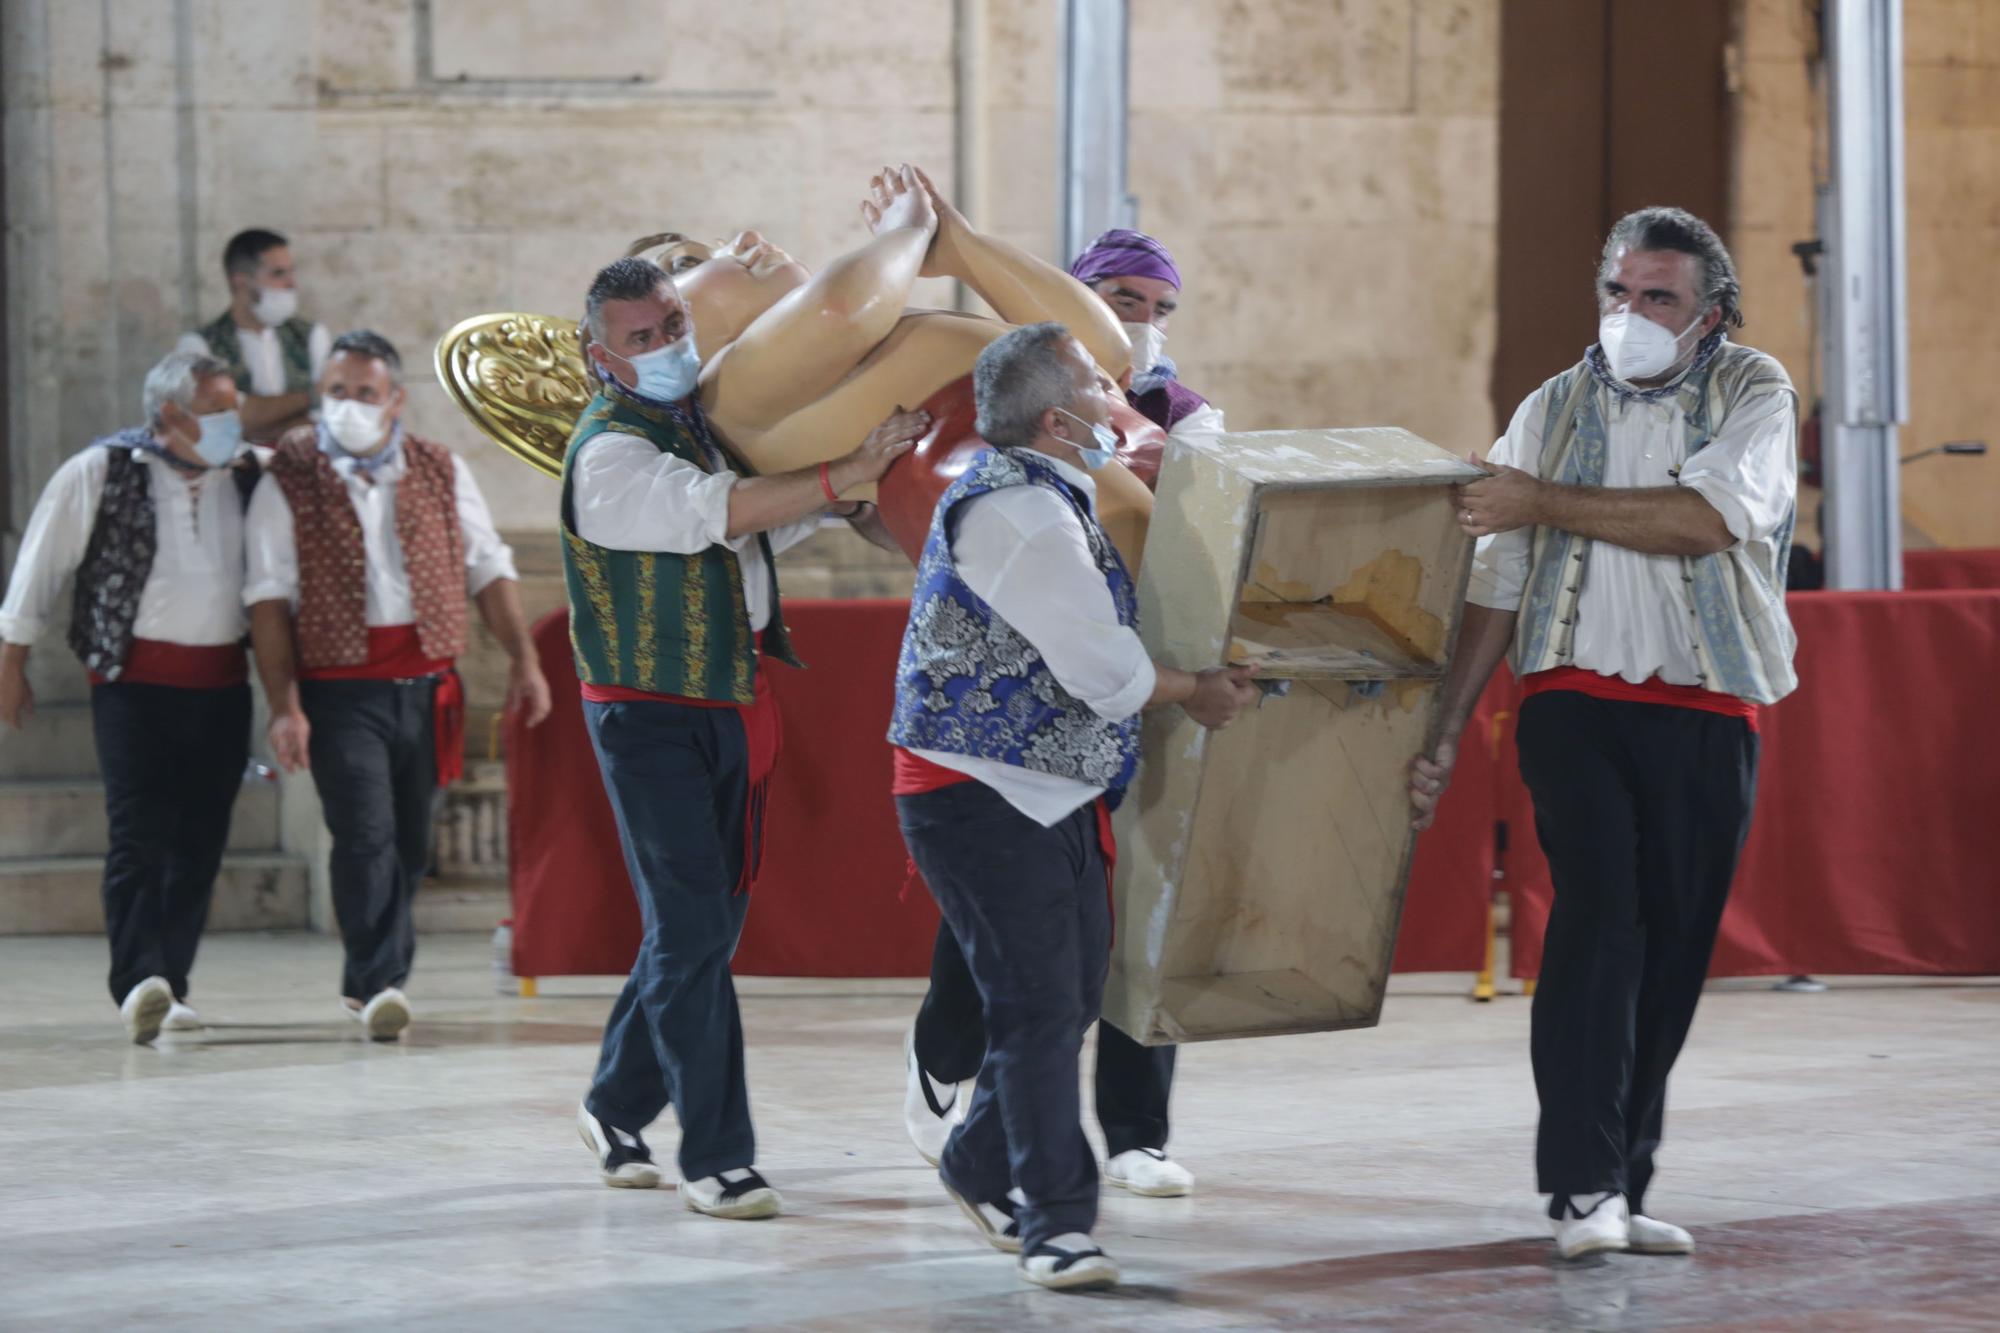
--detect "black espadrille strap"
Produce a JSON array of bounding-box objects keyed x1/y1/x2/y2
[
  {"x1": 990, "y1": 1193, "x2": 1020, "y2": 1241},
  {"x1": 717, "y1": 1168, "x2": 770, "y2": 1202},
  {"x1": 1026, "y1": 1240, "x2": 1104, "y2": 1272},
  {"x1": 604, "y1": 1136, "x2": 654, "y2": 1171}
]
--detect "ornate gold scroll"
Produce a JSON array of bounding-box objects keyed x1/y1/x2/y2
[{"x1": 434, "y1": 312, "x2": 593, "y2": 478}]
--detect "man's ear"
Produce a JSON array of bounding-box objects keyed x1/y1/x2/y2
[{"x1": 156, "y1": 400, "x2": 193, "y2": 443}]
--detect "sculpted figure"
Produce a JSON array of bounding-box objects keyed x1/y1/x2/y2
[{"x1": 617, "y1": 165, "x2": 1163, "y2": 565}]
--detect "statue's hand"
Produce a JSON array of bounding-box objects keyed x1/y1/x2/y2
[
  {"x1": 910, "y1": 165, "x2": 971, "y2": 279},
  {"x1": 860, "y1": 164, "x2": 938, "y2": 241}
]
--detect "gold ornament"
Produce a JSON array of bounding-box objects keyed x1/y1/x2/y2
[{"x1": 433, "y1": 312, "x2": 593, "y2": 478}]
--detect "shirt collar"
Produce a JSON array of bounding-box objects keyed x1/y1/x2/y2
[
  {"x1": 317, "y1": 420, "x2": 406, "y2": 478},
  {"x1": 1024, "y1": 448, "x2": 1100, "y2": 510}
]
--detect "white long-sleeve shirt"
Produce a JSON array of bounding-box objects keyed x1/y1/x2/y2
[
  {"x1": 566, "y1": 432, "x2": 821, "y2": 631},
  {"x1": 176, "y1": 323, "x2": 331, "y2": 397},
  {"x1": 242, "y1": 443, "x2": 517, "y2": 617},
  {"x1": 1467, "y1": 366, "x2": 1797, "y2": 688},
  {"x1": 913, "y1": 452, "x2": 1158, "y2": 826},
  {"x1": 0, "y1": 444, "x2": 256, "y2": 648}
]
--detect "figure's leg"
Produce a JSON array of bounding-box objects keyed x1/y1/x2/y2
[
  {"x1": 92, "y1": 684, "x2": 178, "y2": 1006},
  {"x1": 158, "y1": 685, "x2": 251, "y2": 1001},
  {"x1": 1517, "y1": 693, "x2": 1648, "y2": 1205},
  {"x1": 300, "y1": 682, "x2": 404, "y2": 1003},
  {"x1": 381, "y1": 681, "x2": 438, "y2": 993},
  {"x1": 1094, "y1": 1024, "x2": 1176, "y2": 1158},
  {"x1": 905, "y1": 787, "x2": 1101, "y2": 1253},
  {"x1": 583, "y1": 700, "x2": 755, "y2": 1183},
  {"x1": 915, "y1": 920, "x2": 988, "y2": 1085},
  {"x1": 1623, "y1": 710, "x2": 1759, "y2": 1216}
]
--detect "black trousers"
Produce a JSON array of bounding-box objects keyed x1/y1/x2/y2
[
  {"x1": 900, "y1": 783, "x2": 1111, "y2": 1251},
  {"x1": 915, "y1": 849, "x2": 1178, "y2": 1159},
  {"x1": 582, "y1": 698, "x2": 757, "y2": 1182},
  {"x1": 92, "y1": 682, "x2": 251, "y2": 1003},
  {"x1": 300, "y1": 678, "x2": 436, "y2": 1002},
  {"x1": 1517, "y1": 690, "x2": 1759, "y2": 1213}
]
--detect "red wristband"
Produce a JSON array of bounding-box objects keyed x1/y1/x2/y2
[{"x1": 818, "y1": 461, "x2": 840, "y2": 505}]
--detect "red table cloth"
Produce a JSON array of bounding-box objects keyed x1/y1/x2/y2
[
  {"x1": 506, "y1": 600, "x2": 1493, "y2": 977},
  {"x1": 1903, "y1": 548, "x2": 2000, "y2": 591},
  {"x1": 1506, "y1": 590, "x2": 2000, "y2": 977}
]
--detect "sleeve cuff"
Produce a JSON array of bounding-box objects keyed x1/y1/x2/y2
[
  {"x1": 1681, "y1": 475, "x2": 1751, "y2": 545},
  {"x1": 242, "y1": 580, "x2": 295, "y2": 608},
  {"x1": 0, "y1": 622, "x2": 42, "y2": 646},
  {"x1": 467, "y1": 551, "x2": 519, "y2": 599},
  {"x1": 1091, "y1": 642, "x2": 1158, "y2": 723}
]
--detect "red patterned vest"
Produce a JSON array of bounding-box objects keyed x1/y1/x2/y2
[{"x1": 266, "y1": 427, "x2": 468, "y2": 670}]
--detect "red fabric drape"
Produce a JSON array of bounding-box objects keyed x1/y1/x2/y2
[
  {"x1": 1508, "y1": 590, "x2": 2000, "y2": 977},
  {"x1": 1903, "y1": 548, "x2": 2000, "y2": 591}
]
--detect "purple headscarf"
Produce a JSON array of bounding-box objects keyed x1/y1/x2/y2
[{"x1": 1068, "y1": 228, "x2": 1182, "y2": 291}]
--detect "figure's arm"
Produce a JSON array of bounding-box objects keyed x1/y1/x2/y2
[
  {"x1": 0, "y1": 453, "x2": 107, "y2": 729},
  {"x1": 240, "y1": 391, "x2": 314, "y2": 442},
  {"x1": 952, "y1": 490, "x2": 1259, "y2": 731},
  {"x1": 707, "y1": 166, "x2": 937, "y2": 429},
  {"x1": 447, "y1": 456, "x2": 549, "y2": 728},
  {"x1": 914, "y1": 167, "x2": 1132, "y2": 381},
  {"x1": 1407, "y1": 603, "x2": 1518, "y2": 830},
  {"x1": 241, "y1": 476, "x2": 310, "y2": 771}
]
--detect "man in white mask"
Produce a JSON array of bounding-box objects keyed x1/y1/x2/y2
[
  {"x1": 1066, "y1": 229, "x2": 1225, "y2": 448},
  {"x1": 244, "y1": 330, "x2": 550, "y2": 1041},
  {"x1": 0, "y1": 350, "x2": 262, "y2": 1043},
  {"x1": 177, "y1": 229, "x2": 332, "y2": 442},
  {"x1": 1409, "y1": 207, "x2": 1798, "y2": 1261}
]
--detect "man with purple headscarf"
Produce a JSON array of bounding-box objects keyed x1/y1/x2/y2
[
  {"x1": 903, "y1": 227, "x2": 1219, "y2": 1203},
  {"x1": 1068, "y1": 229, "x2": 1226, "y2": 447}
]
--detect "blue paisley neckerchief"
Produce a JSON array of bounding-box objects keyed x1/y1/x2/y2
[{"x1": 318, "y1": 419, "x2": 406, "y2": 476}]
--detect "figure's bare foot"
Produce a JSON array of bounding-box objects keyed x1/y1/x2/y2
[{"x1": 860, "y1": 164, "x2": 938, "y2": 241}]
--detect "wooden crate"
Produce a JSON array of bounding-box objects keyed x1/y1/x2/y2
[{"x1": 1104, "y1": 428, "x2": 1484, "y2": 1044}]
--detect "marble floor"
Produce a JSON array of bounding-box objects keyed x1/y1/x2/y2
[{"x1": 2, "y1": 932, "x2": 1997, "y2": 1331}]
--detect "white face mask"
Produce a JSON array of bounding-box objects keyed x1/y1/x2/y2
[
  {"x1": 323, "y1": 397, "x2": 392, "y2": 455},
  {"x1": 193, "y1": 409, "x2": 244, "y2": 468},
  {"x1": 1598, "y1": 308, "x2": 1704, "y2": 383},
  {"x1": 251, "y1": 285, "x2": 299, "y2": 326},
  {"x1": 1054, "y1": 407, "x2": 1119, "y2": 470},
  {"x1": 1122, "y1": 320, "x2": 1167, "y2": 378}
]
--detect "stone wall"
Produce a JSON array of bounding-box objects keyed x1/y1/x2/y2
[
  {"x1": 4, "y1": 0, "x2": 1502, "y2": 729},
  {"x1": 1733, "y1": 0, "x2": 2000, "y2": 548}
]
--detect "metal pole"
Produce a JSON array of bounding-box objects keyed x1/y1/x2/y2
[
  {"x1": 1060, "y1": 0, "x2": 1132, "y2": 266},
  {"x1": 1820, "y1": 0, "x2": 1910, "y2": 590}
]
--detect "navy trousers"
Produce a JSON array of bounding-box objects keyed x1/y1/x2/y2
[
  {"x1": 1517, "y1": 690, "x2": 1759, "y2": 1213},
  {"x1": 899, "y1": 782, "x2": 1111, "y2": 1251},
  {"x1": 916, "y1": 921, "x2": 1177, "y2": 1158},
  {"x1": 299, "y1": 678, "x2": 436, "y2": 1002},
  {"x1": 92, "y1": 681, "x2": 251, "y2": 1003},
  {"x1": 583, "y1": 697, "x2": 756, "y2": 1182}
]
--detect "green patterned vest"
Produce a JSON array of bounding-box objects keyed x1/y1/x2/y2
[
  {"x1": 560, "y1": 389, "x2": 801, "y2": 704},
  {"x1": 197, "y1": 311, "x2": 316, "y2": 394}
]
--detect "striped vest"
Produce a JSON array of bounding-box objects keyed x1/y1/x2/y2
[
  {"x1": 1512, "y1": 341, "x2": 1799, "y2": 705},
  {"x1": 559, "y1": 389, "x2": 799, "y2": 704},
  {"x1": 197, "y1": 311, "x2": 316, "y2": 395}
]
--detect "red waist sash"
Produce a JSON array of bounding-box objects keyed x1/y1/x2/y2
[
  {"x1": 1523, "y1": 666, "x2": 1759, "y2": 730},
  {"x1": 582, "y1": 670, "x2": 783, "y2": 894},
  {"x1": 90, "y1": 639, "x2": 247, "y2": 690}
]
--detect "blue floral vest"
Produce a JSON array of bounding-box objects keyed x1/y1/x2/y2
[{"x1": 888, "y1": 448, "x2": 1144, "y2": 808}]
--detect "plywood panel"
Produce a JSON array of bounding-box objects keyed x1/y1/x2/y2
[{"x1": 1105, "y1": 427, "x2": 1481, "y2": 1044}]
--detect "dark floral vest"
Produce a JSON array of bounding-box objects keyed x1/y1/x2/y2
[
  {"x1": 887, "y1": 448, "x2": 1144, "y2": 807},
  {"x1": 68, "y1": 430, "x2": 260, "y2": 679}
]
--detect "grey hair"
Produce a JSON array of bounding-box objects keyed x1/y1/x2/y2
[
  {"x1": 1599, "y1": 206, "x2": 1745, "y2": 329},
  {"x1": 585, "y1": 257, "x2": 673, "y2": 341},
  {"x1": 141, "y1": 350, "x2": 232, "y2": 424},
  {"x1": 973, "y1": 321, "x2": 1081, "y2": 450},
  {"x1": 328, "y1": 329, "x2": 404, "y2": 387}
]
